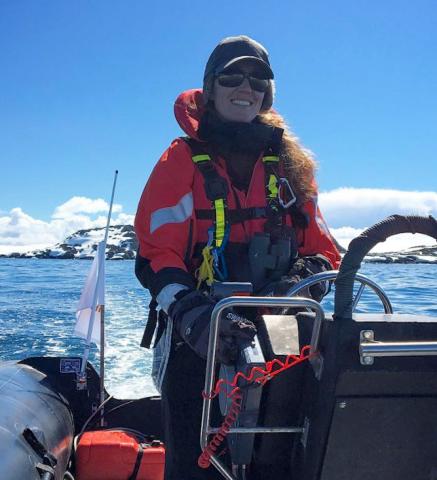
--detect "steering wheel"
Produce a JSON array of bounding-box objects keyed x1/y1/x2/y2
[
  {"x1": 286, "y1": 215, "x2": 437, "y2": 317},
  {"x1": 285, "y1": 270, "x2": 393, "y2": 314},
  {"x1": 334, "y1": 215, "x2": 437, "y2": 319}
]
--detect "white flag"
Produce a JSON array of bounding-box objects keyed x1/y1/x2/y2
[{"x1": 74, "y1": 241, "x2": 106, "y2": 345}]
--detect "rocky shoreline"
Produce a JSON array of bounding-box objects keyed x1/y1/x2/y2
[
  {"x1": 364, "y1": 246, "x2": 437, "y2": 264},
  {"x1": 1, "y1": 225, "x2": 436, "y2": 264}
]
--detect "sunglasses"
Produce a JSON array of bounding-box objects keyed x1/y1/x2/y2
[{"x1": 216, "y1": 72, "x2": 270, "y2": 92}]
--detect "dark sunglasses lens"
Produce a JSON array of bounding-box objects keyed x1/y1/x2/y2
[
  {"x1": 248, "y1": 77, "x2": 269, "y2": 92},
  {"x1": 217, "y1": 73, "x2": 245, "y2": 88},
  {"x1": 217, "y1": 73, "x2": 269, "y2": 92}
]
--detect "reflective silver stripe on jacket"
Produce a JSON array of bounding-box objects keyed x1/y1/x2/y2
[{"x1": 150, "y1": 192, "x2": 193, "y2": 234}]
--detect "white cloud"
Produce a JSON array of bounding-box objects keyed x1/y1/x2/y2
[
  {"x1": 329, "y1": 226, "x2": 435, "y2": 253},
  {"x1": 0, "y1": 199, "x2": 133, "y2": 254},
  {"x1": 53, "y1": 196, "x2": 122, "y2": 219},
  {"x1": 319, "y1": 188, "x2": 437, "y2": 252},
  {"x1": 0, "y1": 208, "x2": 59, "y2": 253},
  {"x1": 319, "y1": 188, "x2": 437, "y2": 228},
  {"x1": 115, "y1": 213, "x2": 135, "y2": 225}
]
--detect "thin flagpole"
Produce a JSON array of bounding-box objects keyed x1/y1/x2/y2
[
  {"x1": 99, "y1": 304, "x2": 105, "y2": 426},
  {"x1": 98, "y1": 170, "x2": 118, "y2": 426},
  {"x1": 103, "y1": 170, "x2": 118, "y2": 244},
  {"x1": 78, "y1": 171, "x2": 118, "y2": 400}
]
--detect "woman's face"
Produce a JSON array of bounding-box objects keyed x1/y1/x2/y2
[{"x1": 210, "y1": 63, "x2": 266, "y2": 123}]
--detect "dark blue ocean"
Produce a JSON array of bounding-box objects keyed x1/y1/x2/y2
[{"x1": 0, "y1": 259, "x2": 436, "y2": 398}]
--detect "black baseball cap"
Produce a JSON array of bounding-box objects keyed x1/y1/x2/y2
[{"x1": 203, "y1": 35, "x2": 274, "y2": 80}]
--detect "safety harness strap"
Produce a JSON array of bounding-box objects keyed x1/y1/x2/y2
[
  {"x1": 262, "y1": 154, "x2": 281, "y2": 202},
  {"x1": 186, "y1": 138, "x2": 229, "y2": 286},
  {"x1": 261, "y1": 153, "x2": 308, "y2": 232},
  {"x1": 195, "y1": 206, "x2": 267, "y2": 223},
  {"x1": 262, "y1": 154, "x2": 283, "y2": 234},
  {"x1": 191, "y1": 151, "x2": 228, "y2": 249}
]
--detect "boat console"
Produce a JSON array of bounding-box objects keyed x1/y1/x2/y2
[{"x1": 201, "y1": 214, "x2": 437, "y2": 480}]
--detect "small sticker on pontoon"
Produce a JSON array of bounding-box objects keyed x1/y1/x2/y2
[{"x1": 60, "y1": 358, "x2": 81, "y2": 373}]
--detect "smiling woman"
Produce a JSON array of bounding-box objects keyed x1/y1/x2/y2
[
  {"x1": 210, "y1": 64, "x2": 268, "y2": 123},
  {"x1": 133, "y1": 35, "x2": 340, "y2": 480}
]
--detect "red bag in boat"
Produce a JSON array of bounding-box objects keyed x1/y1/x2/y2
[{"x1": 75, "y1": 430, "x2": 165, "y2": 480}]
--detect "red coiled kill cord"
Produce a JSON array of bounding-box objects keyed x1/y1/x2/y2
[
  {"x1": 198, "y1": 345, "x2": 313, "y2": 468},
  {"x1": 197, "y1": 389, "x2": 242, "y2": 468}
]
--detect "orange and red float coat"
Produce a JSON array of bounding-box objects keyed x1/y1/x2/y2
[{"x1": 134, "y1": 137, "x2": 340, "y2": 297}]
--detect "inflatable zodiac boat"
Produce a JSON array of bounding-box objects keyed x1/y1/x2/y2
[{"x1": 1, "y1": 214, "x2": 436, "y2": 480}]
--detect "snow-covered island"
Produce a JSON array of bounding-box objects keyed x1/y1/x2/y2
[
  {"x1": 0, "y1": 225, "x2": 436, "y2": 263},
  {"x1": 364, "y1": 245, "x2": 437, "y2": 264},
  {"x1": 1, "y1": 225, "x2": 137, "y2": 260}
]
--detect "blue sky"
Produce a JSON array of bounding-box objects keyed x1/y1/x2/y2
[{"x1": 1, "y1": 0, "x2": 436, "y2": 252}]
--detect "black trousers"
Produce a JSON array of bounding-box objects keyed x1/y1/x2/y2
[{"x1": 161, "y1": 342, "x2": 224, "y2": 480}]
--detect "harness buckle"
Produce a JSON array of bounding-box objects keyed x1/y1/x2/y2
[
  {"x1": 278, "y1": 178, "x2": 297, "y2": 209},
  {"x1": 203, "y1": 172, "x2": 229, "y2": 201}
]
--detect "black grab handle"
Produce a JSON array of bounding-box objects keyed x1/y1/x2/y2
[{"x1": 334, "y1": 214, "x2": 437, "y2": 320}]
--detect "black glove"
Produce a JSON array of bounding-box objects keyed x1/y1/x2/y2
[
  {"x1": 288, "y1": 255, "x2": 331, "y2": 302},
  {"x1": 169, "y1": 290, "x2": 257, "y2": 364},
  {"x1": 259, "y1": 255, "x2": 331, "y2": 302},
  {"x1": 264, "y1": 274, "x2": 304, "y2": 296}
]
